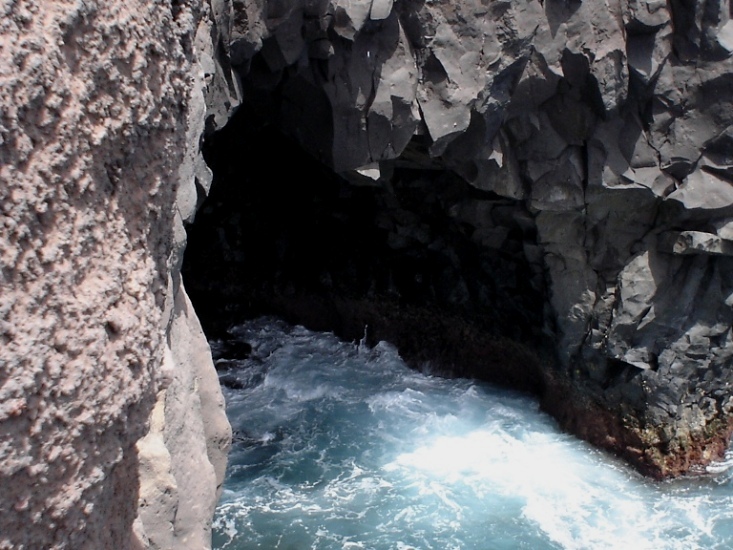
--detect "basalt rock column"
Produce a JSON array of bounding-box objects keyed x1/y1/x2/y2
[{"x1": 197, "y1": 0, "x2": 733, "y2": 478}]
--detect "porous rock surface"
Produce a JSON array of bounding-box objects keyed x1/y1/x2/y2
[
  {"x1": 1, "y1": 1, "x2": 229, "y2": 549},
  {"x1": 200, "y1": 0, "x2": 733, "y2": 478}
]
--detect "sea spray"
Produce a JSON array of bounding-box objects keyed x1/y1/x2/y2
[{"x1": 213, "y1": 318, "x2": 733, "y2": 550}]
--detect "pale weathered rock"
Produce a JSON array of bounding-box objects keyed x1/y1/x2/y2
[
  {"x1": 1, "y1": 1, "x2": 230, "y2": 548},
  {"x1": 3, "y1": 2, "x2": 733, "y2": 548},
  {"x1": 135, "y1": 283, "x2": 231, "y2": 549}
]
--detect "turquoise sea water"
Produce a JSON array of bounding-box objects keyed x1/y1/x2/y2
[{"x1": 212, "y1": 318, "x2": 733, "y2": 550}]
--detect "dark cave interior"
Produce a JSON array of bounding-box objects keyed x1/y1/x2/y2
[{"x1": 182, "y1": 102, "x2": 554, "y2": 392}]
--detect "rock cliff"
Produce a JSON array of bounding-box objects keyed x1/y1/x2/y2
[
  {"x1": 1, "y1": 0, "x2": 732, "y2": 548},
  {"x1": 1, "y1": 1, "x2": 229, "y2": 548},
  {"x1": 191, "y1": 0, "x2": 733, "y2": 478}
]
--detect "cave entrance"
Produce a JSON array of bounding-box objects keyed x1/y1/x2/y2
[{"x1": 181, "y1": 102, "x2": 549, "y2": 392}]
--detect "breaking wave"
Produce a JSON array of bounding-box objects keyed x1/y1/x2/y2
[{"x1": 213, "y1": 318, "x2": 733, "y2": 550}]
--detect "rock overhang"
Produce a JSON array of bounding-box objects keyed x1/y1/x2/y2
[{"x1": 188, "y1": 0, "x2": 733, "y2": 480}]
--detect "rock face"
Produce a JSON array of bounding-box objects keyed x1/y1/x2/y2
[
  {"x1": 0, "y1": 1, "x2": 229, "y2": 549},
  {"x1": 192, "y1": 0, "x2": 733, "y2": 478},
  {"x1": 1, "y1": 0, "x2": 732, "y2": 547}
]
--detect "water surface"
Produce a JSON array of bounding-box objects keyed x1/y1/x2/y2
[{"x1": 213, "y1": 318, "x2": 733, "y2": 549}]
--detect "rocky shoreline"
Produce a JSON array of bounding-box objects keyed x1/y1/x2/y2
[
  {"x1": 2, "y1": 0, "x2": 733, "y2": 548},
  {"x1": 193, "y1": 0, "x2": 733, "y2": 483}
]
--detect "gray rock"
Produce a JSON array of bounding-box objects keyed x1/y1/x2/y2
[
  {"x1": 202, "y1": 0, "x2": 733, "y2": 477},
  {"x1": 370, "y1": 0, "x2": 393, "y2": 21},
  {"x1": 659, "y1": 231, "x2": 733, "y2": 256}
]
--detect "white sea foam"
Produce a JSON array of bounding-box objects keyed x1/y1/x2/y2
[
  {"x1": 706, "y1": 448, "x2": 733, "y2": 475},
  {"x1": 213, "y1": 318, "x2": 733, "y2": 550}
]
